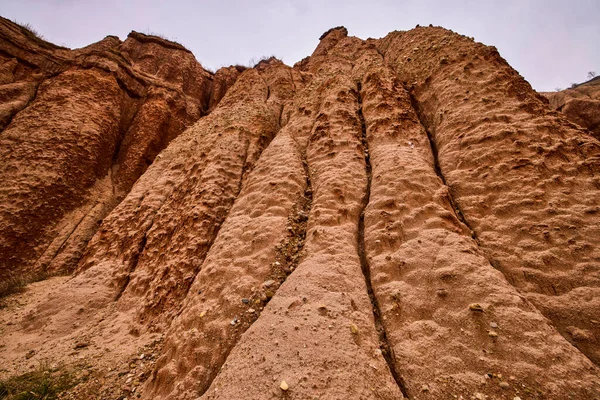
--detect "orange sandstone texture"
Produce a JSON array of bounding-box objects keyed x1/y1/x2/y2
[{"x1": 0, "y1": 21, "x2": 599, "y2": 400}]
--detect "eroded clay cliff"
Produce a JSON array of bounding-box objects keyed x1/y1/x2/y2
[
  {"x1": 0, "y1": 17, "x2": 241, "y2": 291},
  {"x1": 0, "y1": 20, "x2": 599, "y2": 400}
]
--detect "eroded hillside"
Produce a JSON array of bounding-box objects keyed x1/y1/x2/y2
[{"x1": 0, "y1": 19, "x2": 599, "y2": 400}]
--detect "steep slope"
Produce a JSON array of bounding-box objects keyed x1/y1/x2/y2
[
  {"x1": 0, "y1": 23, "x2": 599, "y2": 400},
  {"x1": 0, "y1": 17, "x2": 240, "y2": 292}
]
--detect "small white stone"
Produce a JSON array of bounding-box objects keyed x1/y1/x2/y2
[{"x1": 280, "y1": 380, "x2": 289, "y2": 391}]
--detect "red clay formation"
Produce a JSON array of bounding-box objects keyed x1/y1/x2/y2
[{"x1": 0, "y1": 19, "x2": 599, "y2": 400}]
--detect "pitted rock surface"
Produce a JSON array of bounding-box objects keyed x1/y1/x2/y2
[{"x1": 1, "y1": 21, "x2": 599, "y2": 400}]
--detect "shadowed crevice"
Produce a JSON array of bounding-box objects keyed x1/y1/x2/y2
[
  {"x1": 0, "y1": 76, "x2": 47, "y2": 134},
  {"x1": 167, "y1": 136, "x2": 252, "y2": 315},
  {"x1": 176, "y1": 97, "x2": 287, "y2": 316},
  {"x1": 407, "y1": 87, "x2": 526, "y2": 277},
  {"x1": 356, "y1": 81, "x2": 410, "y2": 399},
  {"x1": 407, "y1": 88, "x2": 507, "y2": 276},
  {"x1": 406, "y1": 89, "x2": 488, "y2": 248},
  {"x1": 114, "y1": 217, "x2": 153, "y2": 301}
]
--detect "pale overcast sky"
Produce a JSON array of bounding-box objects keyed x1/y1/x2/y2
[{"x1": 1, "y1": 0, "x2": 598, "y2": 91}]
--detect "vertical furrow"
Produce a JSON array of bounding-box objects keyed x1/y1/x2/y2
[
  {"x1": 112, "y1": 70, "x2": 281, "y2": 325},
  {"x1": 114, "y1": 217, "x2": 153, "y2": 301},
  {"x1": 407, "y1": 90, "x2": 492, "y2": 253},
  {"x1": 356, "y1": 82, "x2": 410, "y2": 398},
  {"x1": 360, "y1": 36, "x2": 600, "y2": 396},
  {"x1": 140, "y1": 64, "x2": 306, "y2": 399},
  {"x1": 0, "y1": 76, "x2": 45, "y2": 133},
  {"x1": 173, "y1": 135, "x2": 251, "y2": 309}
]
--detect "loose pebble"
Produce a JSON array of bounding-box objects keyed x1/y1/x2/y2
[{"x1": 280, "y1": 380, "x2": 289, "y2": 391}]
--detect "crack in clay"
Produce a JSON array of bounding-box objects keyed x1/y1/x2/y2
[
  {"x1": 114, "y1": 218, "x2": 154, "y2": 301},
  {"x1": 146, "y1": 105, "x2": 283, "y2": 320},
  {"x1": 40, "y1": 201, "x2": 100, "y2": 274},
  {"x1": 178, "y1": 95, "x2": 295, "y2": 311},
  {"x1": 268, "y1": 146, "x2": 312, "y2": 289},
  {"x1": 356, "y1": 82, "x2": 410, "y2": 399},
  {"x1": 172, "y1": 137, "x2": 252, "y2": 311}
]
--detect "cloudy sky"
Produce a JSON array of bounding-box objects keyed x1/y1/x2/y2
[{"x1": 1, "y1": 0, "x2": 598, "y2": 91}]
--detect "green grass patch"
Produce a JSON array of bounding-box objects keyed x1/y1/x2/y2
[{"x1": 0, "y1": 364, "x2": 78, "y2": 400}]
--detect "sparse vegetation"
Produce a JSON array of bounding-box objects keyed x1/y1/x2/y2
[
  {"x1": 0, "y1": 276, "x2": 27, "y2": 300},
  {"x1": 248, "y1": 55, "x2": 280, "y2": 68},
  {"x1": 562, "y1": 72, "x2": 598, "y2": 91},
  {"x1": 0, "y1": 271, "x2": 48, "y2": 301},
  {"x1": 11, "y1": 20, "x2": 44, "y2": 40},
  {"x1": 143, "y1": 30, "x2": 171, "y2": 41},
  {"x1": 134, "y1": 30, "x2": 190, "y2": 52},
  {"x1": 0, "y1": 364, "x2": 78, "y2": 399}
]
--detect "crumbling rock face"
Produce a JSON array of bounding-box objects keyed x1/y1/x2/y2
[{"x1": 1, "y1": 22, "x2": 600, "y2": 400}]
